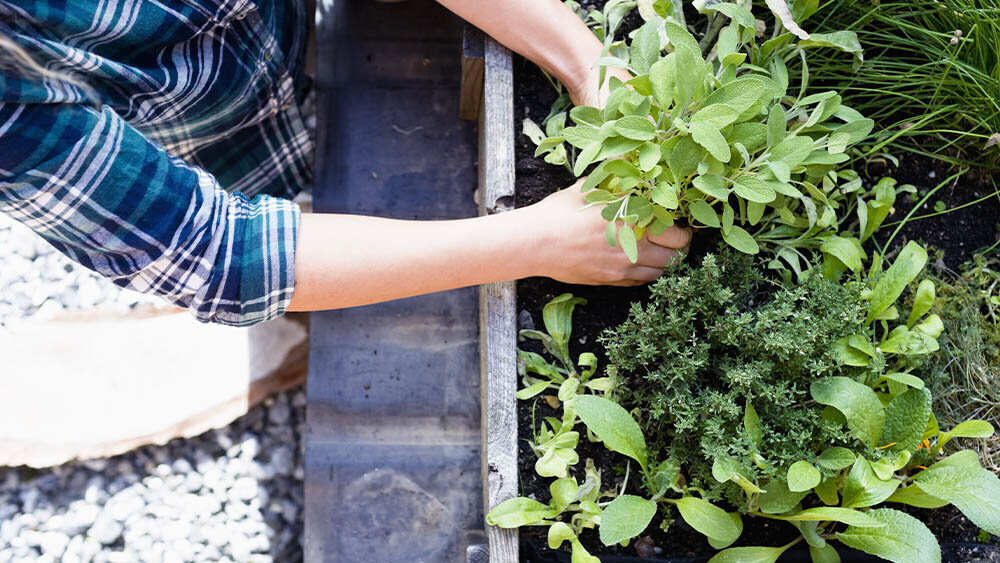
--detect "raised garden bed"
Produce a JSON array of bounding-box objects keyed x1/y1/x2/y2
[{"x1": 481, "y1": 2, "x2": 1000, "y2": 562}]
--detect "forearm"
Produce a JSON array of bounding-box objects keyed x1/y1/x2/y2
[
  {"x1": 287, "y1": 209, "x2": 545, "y2": 311},
  {"x1": 436, "y1": 0, "x2": 600, "y2": 96}
]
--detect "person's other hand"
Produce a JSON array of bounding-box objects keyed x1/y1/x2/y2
[{"x1": 523, "y1": 178, "x2": 691, "y2": 286}]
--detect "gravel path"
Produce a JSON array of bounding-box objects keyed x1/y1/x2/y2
[{"x1": 0, "y1": 389, "x2": 305, "y2": 562}]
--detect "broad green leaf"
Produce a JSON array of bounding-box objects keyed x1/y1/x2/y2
[
  {"x1": 770, "y1": 136, "x2": 813, "y2": 167},
  {"x1": 767, "y1": 105, "x2": 786, "y2": 147},
  {"x1": 573, "y1": 141, "x2": 602, "y2": 176},
  {"x1": 693, "y1": 174, "x2": 730, "y2": 200},
  {"x1": 942, "y1": 420, "x2": 995, "y2": 440},
  {"x1": 557, "y1": 378, "x2": 580, "y2": 402},
  {"x1": 809, "y1": 544, "x2": 842, "y2": 563},
  {"x1": 668, "y1": 136, "x2": 703, "y2": 178},
  {"x1": 707, "y1": 512, "x2": 744, "y2": 550},
  {"x1": 881, "y1": 388, "x2": 932, "y2": 453},
  {"x1": 638, "y1": 141, "x2": 660, "y2": 172},
  {"x1": 916, "y1": 466, "x2": 1000, "y2": 534},
  {"x1": 690, "y1": 122, "x2": 731, "y2": 162},
  {"x1": 599, "y1": 495, "x2": 657, "y2": 545},
  {"x1": 692, "y1": 104, "x2": 740, "y2": 129},
  {"x1": 881, "y1": 372, "x2": 925, "y2": 389},
  {"x1": 832, "y1": 336, "x2": 871, "y2": 367},
  {"x1": 571, "y1": 106, "x2": 603, "y2": 128},
  {"x1": 708, "y1": 545, "x2": 790, "y2": 563},
  {"x1": 821, "y1": 236, "x2": 863, "y2": 272},
  {"x1": 674, "y1": 496, "x2": 740, "y2": 544},
  {"x1": 723, "y1": 225, "x2": 759, "y2": 254},
  {"x1": 758, "y1": 479, "x2": 807, "y2": 514},
  {"x1": 815, "y1": 477, "x2": 839, "y2": 506},
  {"x1": 689, "y1": 199, "x2": 721, "y2": 228},
  {"x1": 563, "y1": 126, "x2": 604, "y2": 149},
  {"x1": 516, "y1": 380, "x2": 550, "y2": 400},
  {"x1": 810, "y1": 377, "x2": 885, "y2": 448},
  {"x1": 630, "y1": 20, "x2": 660, "y2": 74},
  {"x1": 663, "y1": 20, "x2": 702, "y2": 60},
  {"x1": 729, "y1": 122, "x2": 768, "y2": 151},
  {"x1": 842, "y1": 458, "x2": 900, "y2": 508},
  {"x1": 706, "y1": 2, "x2": 755, "y2": 28},
  {"x1": 745, "y1": 402, "x2": 763, "y2": 447},
  {"x1": 797, "y1": 520, "x2": 826, "y2": 549},
  {"x1": 575, "y1": 395, "x2": 648, "y2": 471},
  {"x1": 734, "y1": 177, "x2": 777, "y2": 204},
  {"x1": 536, "y1": 446, "x2": 579, "y2": 478},
  {"x1": 929, "y1": 449, "x2": 981, "y2": 471},
  {"x1": 867, "y1": 242, "x2": 928, "y2": 323},
  {"x1": 836, "y1": 508, "x2": 941, "y2": 563},
  {"x1": 787, "y1": 461, "x2": 822, "y2": 492},
  {"x1": 542, "y1": 293, "x2": 587, "y2": 361},
  {"x1": 652, "y1": 182, "x2": 679, "y2": 209},
  {"x1": 766, "y1": 160, "x2": 791, "y2": 183},
  {"x1": 777, "y1": 507, "x2": 886, "y2": 528},
  {"x1": 816, "y1": 447, "x2": 855, "y2": 471},
  {"x1": 614, "y1": 116, "x2": 656, "y2": 141},
  {"x1": 618, "y1": 225, "x2": 638, "y2": 263},
  {"x1": 550, "y1": 477, "x2": 579, "y2": 512},
  {"x1": 486, "y1": 497, "x2": 557, "y2": 527},
  {"x1": 704, "y1": 75, "x2": 782, "y2": 115},
  {"x1": 886, "y1": 485, "x2": 949, "y2": 509},
  {"x1": 800, "y1": 31, "x2": 864, "y2": 57},
  {"x1": 650, "y1": 56, "x2": 676, "y2": 110},
  {"x1": 548, "y1": 522, "x2": 576, "y2": 549}
]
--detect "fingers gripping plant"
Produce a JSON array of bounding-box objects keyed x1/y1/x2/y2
[{"x1": 534, "y1": 2, "x2": 872, "y2": 263}]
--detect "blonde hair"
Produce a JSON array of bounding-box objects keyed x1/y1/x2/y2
[{"x1": 0, "y1": 33, "x2": 97, "y2": 102}]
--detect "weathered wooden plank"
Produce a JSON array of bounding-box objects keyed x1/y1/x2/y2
[
  {"x1": 478, "y1": 36, "x2": 518, "y2": 563},
  {"x1": 460, "y1": 25, "x2": 485, "y2": 121}
]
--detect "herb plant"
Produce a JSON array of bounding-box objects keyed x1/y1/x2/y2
[
  {"x1": 488, "y1": 246, "x2": 1000, "y2": 563},
  {"x1": 531, "y1": 2, "x2": 872, "y2": 262}
]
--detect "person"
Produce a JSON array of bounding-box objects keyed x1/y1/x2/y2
[{"x1": 0, "y1": 0, "x2": 692, "y2": 327}]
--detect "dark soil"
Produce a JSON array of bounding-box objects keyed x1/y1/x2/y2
[{"x1": 510, "y1": 7, "x2": 1000, "y2": 562}]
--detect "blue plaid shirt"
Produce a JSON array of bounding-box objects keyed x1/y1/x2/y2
[{"x1": 0, "y1": 0, "x2": 312, "y2": 326}]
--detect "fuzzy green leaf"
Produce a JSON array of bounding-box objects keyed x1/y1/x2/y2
[
  {"x1": 575, "y1": 395, "x2": 648, "y2": 471},
  {"x1": 842, "y1": 458, "x2": 900, "y2": 508},
  {"x1": 618, "y1": 225, "x2": 638, "y2": 263},
  {"x1": 916, "y1": 466, "x2": 1000, "y2": 534},
  {"x1": 758, "y1": 479, "x2": 807, "y2": 514},
  {"x1": 689, "y1": 199, "x2": 721, "y2": 228},
  {"x1": 885, "y1": 485, "x2": 949, "y2": 509},
  {"x1": 733, "y1": 177, "x2": 777, "y2": 204},
  {"x1": 722, "y1": 225, "x2": 759, "y2": 254},
  {"x1": 614, "y1": 116, "x2": 657, "y2": 141},
  {"x1": 810, "y1": 377, "x2": 885, "y2": 448},
  {"x1": 867, "y1": 241, "x2": 928, "y2": 323},
  {"x1": 693, "y1": 174, "x2": 730, "y2": 200},
  {"x1": 816, "y1": 447, "x2": 855, "y2": 471},
  {"x1": 690, "y1": 122, "x2": 732, "y2": 162},
  {"x1": 787, "y1": 461, "x2": 822, "y2": 492},
  {"x1": 599, "y1": 495, "x2": 657, "y2": 545},
  {"x1": 881, "y1": 388, "x2": 932, "y2": 453},
  {"x1": 836, "y1": 508, "x2": 941, "y2": 563},
  {"x1": 708, "y1": 545, "x2": 790, "y2": 563}
]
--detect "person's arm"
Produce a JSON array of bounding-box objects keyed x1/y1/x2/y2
[
  {"x1": 435, "y1": 0, "x2": 631, "y2": 107},
  {"x1": 0, "y1": 102, "x2": 298, "y2": 327},
  {"x1": 287, "y1": 182, "x2": 690, "y2": 311}
]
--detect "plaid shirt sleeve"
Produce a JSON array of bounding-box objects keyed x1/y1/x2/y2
[{"x1": 0, "y1": 101, "x2": 300, "y2": 327}]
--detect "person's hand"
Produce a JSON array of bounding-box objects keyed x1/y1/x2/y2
[
  {"x1": 523, "y1": 178, "x2": 692, "y2": 286},
  {"x1": 565, "y1": 63, "x2": 633, "y2": 108}
]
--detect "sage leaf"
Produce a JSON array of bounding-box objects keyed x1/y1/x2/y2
[
  {"x1": 810, "y1": 376, "x2": 885, "y2": 448},
  {"x1": 764, "y1": 0, "x2": 810, "y2": 40},
  {"x1": 722, "y1": 225, "x2": 759, "y2": 254},
  {"x1": 618, "y1": 225, "x2": 639, "y2": 263},
  {"x1": 836, "y1": 508, "x2": 941, "y2": 563},
  {"x1": 734, "y1": 176, "x2": 777, "y2": 203},
  {"x1": 668, "y1": 136, "x2": 703, "y2": 178},
  {"x1": 599, "y1": 495, "x2": 657, "y2": 545},
  {"x1": 614, "y1": 116, "x2": 656, "y2": 141},
  {"x1": 692, "y1": 104, "x2": 740, "y2": 129},
  {"x1": 916, "y1": 466, "x2": 1000, "y2": 534},
  {"x1": 770, "y1": 136, "x2": 814, "y2": 167},
  {"x1": 630, "y1": 20, "x2": 660, "y2": 74},
  {"x1": 485, "y1": 497, "x2": 557, "y2": 527},
  {"x1": 652, "y1": 182, "x2": 679, "y2": 209},
  {"x1": 705, "y1": 3, "x2": 755, "y2": 28},
  {"x1": 650, "y1": 55, "x2": 676, "y2": 110},
  {"x1": 574, "y1": 141, "x2": 602, "y2": 176},
  {"x1": 562, "y1": 126, "x2": 604, "y2": 149},
  {"x1": 674, "y1": 496, "x2": 741, "y2": 545},
  {"x1": 575, "y1": 395, "x2": 648, "y2": 471},
  {"x1": 690, "y1": 121, "x2": 732, "y2": 162},
  {"x1": 787, "y1": 461, "x2": 822, "y2": 492},
  {"x1": 800, "y1": 31, "x2": 864, "y2": 58},
  {"x1": 693, "y1": 174, "x2": 730, "y2": 200},
  {"x1": 689, "y1": 199, "x2": 721, "y2": 228},
  {"x1": 571, "y1": 106, "x2": 603, "y2": 128}
]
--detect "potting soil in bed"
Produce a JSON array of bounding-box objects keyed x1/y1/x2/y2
[{"x1": 512, "y1": 42, "x2": 1000, "y2": 561}]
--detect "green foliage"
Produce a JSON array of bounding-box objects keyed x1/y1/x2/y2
[
  {"x1": 530, "y1": 1, "x2": 876, "y2": 263},
  {"x1": 602, "y1": 249, "x2": 860, "y2": 493},
  {"x1": 808, "y1": 0, "x2": 1000, "y2": 168}
]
